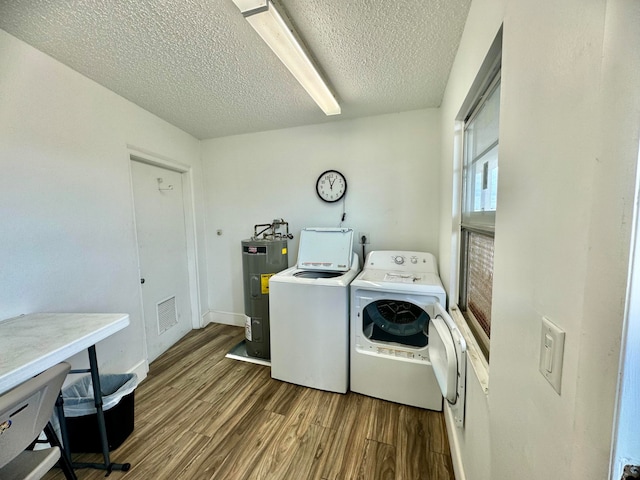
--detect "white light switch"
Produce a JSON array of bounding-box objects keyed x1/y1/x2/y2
[
  {"x1": 539, "y1": 316, "x2": 565, "y2": 394},
  {"x1": 544, "y1": 334, "x2": 554, "y2": 372}
]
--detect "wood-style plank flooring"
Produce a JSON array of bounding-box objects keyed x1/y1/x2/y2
[{"x1": 44, "y1": 323, "x2": 455, "y2": 480}]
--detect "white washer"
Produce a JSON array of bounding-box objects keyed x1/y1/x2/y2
[
  {"x1": 269, "y1": 228, "x2": 360, "y2": 394},
  {"x1": 350, "y1": 250, "x2": 467, "y2": 426}
]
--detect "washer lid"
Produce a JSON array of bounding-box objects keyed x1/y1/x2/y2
[
  {"x1": 429, "y1": 312, "x2": 459, "y2": 403},
  {"x1": 297, "y1": 228, "x2": 354, "y2": 272}
]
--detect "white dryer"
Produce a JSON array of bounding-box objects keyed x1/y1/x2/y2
[
  {"x1": 350, "y1": 250, "x2": 467, "y2": 426},
  {"x1": 269, "y1": 228, "x2": 360, "y2": 394}
]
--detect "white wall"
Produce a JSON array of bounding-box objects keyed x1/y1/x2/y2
[
  {"x1": 201, "y1": 110, "x2": 441, "y2": 324},
  {"x1": 0, "y1": 29, "x2": 207, "y2": 377},
  {"x1": 439, "y1": 0, "x2": 640, "y2": 479},
  {"x1": 438, "y1": 0, "x2": 505, "y2": 477}
]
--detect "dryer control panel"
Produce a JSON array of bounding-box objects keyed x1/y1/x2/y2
[{"x1": 365, "y1": 250, "x2": 438, "y2": 274}]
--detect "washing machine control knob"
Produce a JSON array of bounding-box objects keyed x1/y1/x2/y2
[
  {"x1": 410, "y1": 256, "x2": 418, "y2": 264},
  {"x1": 393, "y1": 255, "x2": 405, "y2": 265}
]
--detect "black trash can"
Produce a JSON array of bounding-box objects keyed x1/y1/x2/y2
[{"x1": 61, "y1": 373, "x2": 137, "y2": 453}]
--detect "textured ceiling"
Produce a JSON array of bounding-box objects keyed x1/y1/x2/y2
[{"x1": 0, "y1": 0, "x2": 471, "y2": 140}]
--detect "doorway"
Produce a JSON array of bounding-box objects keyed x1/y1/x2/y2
[{"x1": 130, "y1": 157, "x2": 195, "y2": 362}]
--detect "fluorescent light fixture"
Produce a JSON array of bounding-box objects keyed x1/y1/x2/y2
[{"x1": 231, "y1": 0, "x2": 341, "y2": 116}]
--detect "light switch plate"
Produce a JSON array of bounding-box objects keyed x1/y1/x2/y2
[{"x1": 539, "y1": 316, "x2": 565, "y2": 394}]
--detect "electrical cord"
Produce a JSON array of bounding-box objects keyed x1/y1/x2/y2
[
  {"x1": 338, "y1": 196, "x2": 347, "y2": 227},
  {"x1": 361, "y1": 235, "x2": 367, "y2": 268}
]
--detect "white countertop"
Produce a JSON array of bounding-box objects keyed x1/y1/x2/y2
[{"x1": 0, "y1": 313, "x2": 129, "y2": 393}]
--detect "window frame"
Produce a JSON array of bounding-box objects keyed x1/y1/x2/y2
[{"x1": 458, "y1": 66, "x2": 501, "y2": 362}]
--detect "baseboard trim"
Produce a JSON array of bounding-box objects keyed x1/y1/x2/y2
[
  {"x1": 128, "y1": 358, "x2": 149, "y2": 384},
  {"x1": 203, "y1": 310, "x2": 245, "y2": 327},
  {"x1": 444, "y1": 402, "x2": 466, "y2": 480}
]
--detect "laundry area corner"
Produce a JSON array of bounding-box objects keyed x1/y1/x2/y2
[
  {"x1": 224, "y1": 213, "x2": 466, "y2": 420},
  {"x1": 199, "y1": 113, "x2": 457, "y2": 480}
]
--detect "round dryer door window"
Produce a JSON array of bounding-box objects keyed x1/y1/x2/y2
[{"x1": 362, "y1": 300, "x2": 429, "y2": 348}]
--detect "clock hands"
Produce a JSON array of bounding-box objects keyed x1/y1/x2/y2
[{"x1": 316, "y1": 170, "x2": 346, "y2": 203}]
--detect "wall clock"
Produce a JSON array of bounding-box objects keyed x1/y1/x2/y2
[{"x1": 316, "y1": 170, "x2": 347, "y2": 203}]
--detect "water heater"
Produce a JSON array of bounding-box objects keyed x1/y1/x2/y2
[{"x1": 241, "y1": 220, "x2": 290, "y2": 359}]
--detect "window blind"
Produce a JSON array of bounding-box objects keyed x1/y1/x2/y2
[{"x1": 467, "y1": 231, "x2": 494, "y2": 338}]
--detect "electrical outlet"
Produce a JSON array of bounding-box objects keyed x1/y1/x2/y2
[{"x1": 358, "y1": 232, "x2": 370, "y2": 244}]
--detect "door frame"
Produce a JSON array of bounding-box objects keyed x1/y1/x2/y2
[
  {"x1": 611, "y1": 142, "x2": 640, "y2": 478},
  {"x1": 127, "y1": 145, "x2": 202, "y2": 340}
]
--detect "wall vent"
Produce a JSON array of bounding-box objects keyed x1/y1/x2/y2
[{"x1": 157, "y1": 296, "x2": 177, "y2": 334}]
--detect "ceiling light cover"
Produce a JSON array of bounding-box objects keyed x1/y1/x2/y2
[
  {"x1": 232, "y1": 0, "x2": 268, "y2": 12},
  {"x1": 232, "y1": 0, "x2": 341, "y2": 116}
]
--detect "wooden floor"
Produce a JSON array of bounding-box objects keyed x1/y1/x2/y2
[{"x1": 45, "y1": 323, "x2": 455, "y2": 480}]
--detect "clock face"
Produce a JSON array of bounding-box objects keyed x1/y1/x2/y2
[{"x1": 316, "y1": 170, "x2": 347, "y2": 203}]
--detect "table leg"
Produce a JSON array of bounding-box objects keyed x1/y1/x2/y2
[
  {"x1": 71, "y1": 345, "x2": 131, "y2": 475},
  {"x1": 89, "y1": 345, "x2": 112, "y2": 470}
]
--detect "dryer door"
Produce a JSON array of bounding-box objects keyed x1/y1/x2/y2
[
  {"x1": 429, "y1": 315, "x2": 458, "y2": 403},
  {"x1": 428, "y1": 303, "x2": 467, "y2": 427}
]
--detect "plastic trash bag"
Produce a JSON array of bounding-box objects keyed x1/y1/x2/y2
[
  {"x1": 49, "y1": 373, "x2": 138, "y2": 443},
  {"x1": 61, "y1": 373, "x2": 138, "y2": 417}
]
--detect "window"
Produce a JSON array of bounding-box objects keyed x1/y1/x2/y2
[{"x1": 460, "y1": 71, "x2": 501, "y2": 360}]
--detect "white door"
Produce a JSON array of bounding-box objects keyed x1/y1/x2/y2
[{"x1": 131, "y1": 160, "x2": 192, "y2": 362}]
